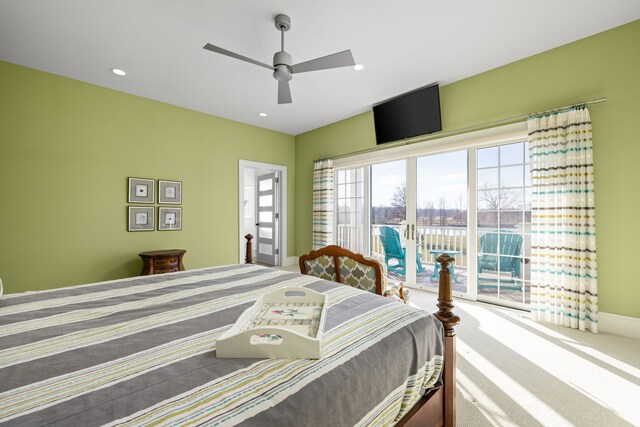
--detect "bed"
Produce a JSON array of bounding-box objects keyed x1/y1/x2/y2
[{"x1": 0, "y1": 257, "x2": 458, "y2": 426}]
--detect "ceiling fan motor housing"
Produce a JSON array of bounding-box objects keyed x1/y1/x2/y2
[
  {"x1": 274, "y1": 14, "x2": 291, "y2": 31},
  {"x1": 273, "y1": 51, "x2": 292, "y2": 81}
]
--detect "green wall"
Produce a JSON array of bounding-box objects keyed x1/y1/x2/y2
[
  {"x1": 295, "y1": 20, "x2": 640, "y2": 318},
  {"x1": 0, "y1": 61, "x2": 295, "y2": 293}
]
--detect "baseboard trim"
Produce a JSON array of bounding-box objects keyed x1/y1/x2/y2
[
  {"x1": 599, "y1": 312, "x2": 640, "y2": 340},
  {"x1": 281, "y1": 256, "x2": 298, "y2": 268}
]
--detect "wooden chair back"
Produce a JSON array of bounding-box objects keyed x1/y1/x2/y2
[{"x1": 299, "y1": 245, "x2": 384, "y2": 295}]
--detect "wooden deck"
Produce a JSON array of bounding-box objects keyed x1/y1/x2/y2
[{"x1": 386, "y1": 263, "x2": 530, "y2": 305}]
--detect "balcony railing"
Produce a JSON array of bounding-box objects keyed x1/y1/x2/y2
[{"x1": 336, "y1": 224, "x2": 468, "y2": 268}]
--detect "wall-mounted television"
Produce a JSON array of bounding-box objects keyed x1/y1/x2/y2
[{"x1": 373, "y1": 84, "x2": 442, "y2": 145}]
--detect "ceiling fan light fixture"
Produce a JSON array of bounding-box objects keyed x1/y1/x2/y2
[
  {"x1": 110, "y1": 68, "x2": 127, "y2": 76},
  {"x1": 354, "y1": 64, "x2": 364, "y2": 71},
  {"x1": 273, "y1": 64, "x2": 292, "y2": 82}
]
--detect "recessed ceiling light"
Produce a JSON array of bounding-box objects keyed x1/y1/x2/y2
[
  {"x1": 354, "y1": 64, "x2": 364, "y2": 71},
  {"x1": 110, "y1": 68, "x2": 127, "y2": 76},
  {"x1": 258, "y1": 112, "x2": 268, "y2": 117}
]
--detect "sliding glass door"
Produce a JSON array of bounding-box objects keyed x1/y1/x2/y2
[
  {"x1": 370, "y1": 160, "x2": 408, "y2": 284},
  {"x1": 333, "y1": 135, "x2": 532, "y2": 309},
  {"x1": 415, "y1": 150, "x2": 469, "y2": 295}
]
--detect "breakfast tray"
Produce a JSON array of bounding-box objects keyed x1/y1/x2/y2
[{"x1": 216, "y1": 287, "x2": 328, "y2": 359}]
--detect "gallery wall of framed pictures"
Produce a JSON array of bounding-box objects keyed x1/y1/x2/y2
[{"x1": 127, "y1": 178, "x2": 182, "y2": 232}]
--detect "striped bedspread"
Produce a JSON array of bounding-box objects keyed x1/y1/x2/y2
[{"x1": 0, "y1": 264, "x2": 443, "y2": 426}]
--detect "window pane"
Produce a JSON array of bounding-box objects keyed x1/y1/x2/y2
[
  {"x1": 259, "y1": 211, "x2": 272, "y2": 223},
  {"x1": 500, "y1": 256, "x2": 524, "y2": 278},
  {"x1": 502, "y1": 188, "x2": 524, "y2": 209},
  {"x1": 478, "y1": 146, "x2": 499, "y2": 168},
  {"x1": 259, "y1": 227, "x2": 273, "y2": 239},
  {"x1": 499, "y1": 211, "x2": 523, "y2": 231},
  {"x1": 259, "y1": 195, "x2": 272, "y2": 207},
  {"x1": 338, "y1": 184, "x2": 345, "y2": 198},
  {"x1": 501, "y1": 165, "x2": 524, "y2": 187},
  {"x1": 478, "y1": 168, "x2": 499, "y2": 189},
  {"x1": 478, "y1": 212, "x2": 498, "y2": 228},
  {"x1": 259, "y1": 243, "x2": 273, "y2": 255},
  {"x1": 524, "y1": 164, "x2": 532, "y2": 186},
  {"x1": 478, "y1": 190, "x2": 499, "y2": 210},
  {"x1": 347, "y1": 197, "x2": 355, "y2": 213},
  {"x1": 500, "y1": 142, "x2": 523, "y2": 165},
  {"x1": 337, "y1": 170, "x2": 345, "y2": 183},
  {"x1": 259, "y1": 179, "x2": 272, "y2": 192}
]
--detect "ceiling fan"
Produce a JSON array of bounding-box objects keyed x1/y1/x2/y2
[{"x1": 203, "y1": 14, "x2": 356, "y2": 104}]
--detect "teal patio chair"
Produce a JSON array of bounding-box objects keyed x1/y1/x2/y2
[
  {"x1": 478, "y1": 232, "x2": 523, "y2": 278},
  {"x1": 378, "y1": 226, "x2": 425, "y2": 275}
]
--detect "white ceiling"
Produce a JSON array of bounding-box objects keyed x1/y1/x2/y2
[{"x1": 1, "y1": 1, "x2": 639, "y2": 136}]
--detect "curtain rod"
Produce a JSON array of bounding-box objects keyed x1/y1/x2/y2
[{"x1": 323, "y1": 96, "x2": 607, "y2": 162}]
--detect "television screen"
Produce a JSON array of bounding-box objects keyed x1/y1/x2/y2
[{"x1": 373, "y1": 84, "x2": 442, "y2": 145}]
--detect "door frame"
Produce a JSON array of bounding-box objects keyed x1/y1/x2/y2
[{"x1": 238, "y1": 160, "x2": 287, "y2": 265}]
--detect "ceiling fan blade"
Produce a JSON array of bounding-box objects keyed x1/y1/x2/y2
[
  {"x1": 203, "y1": 43, "x2": 272, "y2": 70},
  {"x1": 278, "y1": 80, "x2": 292, "y2": 104},
  {"x1": 290, "y1": 49, "x2": 355, "y2": 74}
]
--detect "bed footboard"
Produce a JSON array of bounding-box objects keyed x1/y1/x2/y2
[
  {"x1": 398, "y1": 253, "x2": 459, "y2": 427},
  {"x1": 434, "y1": 254, "x2": 460, "y2": 426}
]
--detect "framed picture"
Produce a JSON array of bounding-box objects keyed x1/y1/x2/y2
[
  {"x1": 158, "y1": 180, "x2": 182, "y2": 204},
  {"x1": 128, "y1": 206, "x2": 154, "y2": 231},
  {"x1": 128, "y1": 178, "x2": 155, "y2": 203},
  {"x1": 159, "y1": 207, "x2": 182, "y2": 231}
]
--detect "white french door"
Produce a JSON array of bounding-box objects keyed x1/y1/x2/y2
[{"x1": 370, "y1": 151, "x2": 473, "y2": 299}]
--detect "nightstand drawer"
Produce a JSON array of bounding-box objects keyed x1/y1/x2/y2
[{"x1": 154, "y1": 257, "x2": 178, "y2": 268}]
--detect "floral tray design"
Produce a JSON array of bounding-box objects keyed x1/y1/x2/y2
[
  {"x1": 216, "y1": 287, "x2": 328, "y2": 359},
  {"x1": 243, "y1": 302, "x2": 324, "y2": 339}
]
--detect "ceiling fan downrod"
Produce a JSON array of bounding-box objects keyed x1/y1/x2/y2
[{"x1": 273, "y1": 14, "x2": 292, "y2": 82}]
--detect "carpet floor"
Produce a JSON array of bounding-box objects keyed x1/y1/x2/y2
[{"x1": 411, "y1": 290, "x2": 640, "y2": 427}]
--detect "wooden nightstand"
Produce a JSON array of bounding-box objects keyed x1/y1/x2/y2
[{"x1": 139, "y1": 249, "x2": 186, "y2": 275}]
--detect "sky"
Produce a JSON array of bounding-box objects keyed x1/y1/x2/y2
[
  {"x1": 371, "y1": 150, "x2": 468, "y2": 208},
  {"x1": 369, "y1": 142, "x2": 529, "y2": 208}
]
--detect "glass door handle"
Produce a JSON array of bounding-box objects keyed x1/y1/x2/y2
[{"x1": 411, "y1": 224, "x2": 415, "y2": 240}]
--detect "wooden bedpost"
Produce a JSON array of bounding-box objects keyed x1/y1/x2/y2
[
  {"x1": 244, "y1": 234, "x2": 254, "y2": 264},
  {"x1": 434, "y1": 254, "x2": 460, "y2": 427}
]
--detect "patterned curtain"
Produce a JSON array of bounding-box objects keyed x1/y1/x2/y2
[
  {"x1": 312, "y1": 159, "x2": 334, "y2": 249},
  {"x1": 527, "y1": 106, "x2": 598, "y2": 332}
]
